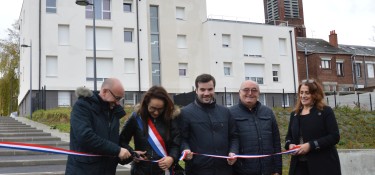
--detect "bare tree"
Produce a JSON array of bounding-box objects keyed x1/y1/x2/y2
[{"x1": 0, "y1": 20, "x2": 20, "y2": 116}]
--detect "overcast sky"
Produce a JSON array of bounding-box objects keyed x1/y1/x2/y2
[{"x1": 1, "y1": 0, "x2": 374, "y2": 46}]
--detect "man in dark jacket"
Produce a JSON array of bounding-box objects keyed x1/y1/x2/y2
[
  {"x1": 65, "y1": 78, "x2": 132, "y2": 175},
  {"x1": 180, "y1": 74, "x2": 239, "y2": 175},
  {"x1": 229, "y1": 80, "x2": 282, "y2": 175}
]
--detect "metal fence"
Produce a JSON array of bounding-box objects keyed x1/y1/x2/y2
[{"x1": 326, "y1": 92, "x2": 375, "y2": 111}]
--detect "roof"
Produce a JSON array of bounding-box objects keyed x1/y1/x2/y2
[
  {"x1": 339, "y1": 44, "x2": 375, "y2": 56},
  {"x1": 296, "y1": 37, "x2": 348, "y2": 54},
  {"x1": 296, "y1": 37, "x2": 375, "y2": 57}
]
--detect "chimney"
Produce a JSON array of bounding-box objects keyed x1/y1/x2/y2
[{"x1": 329, "y1": 30, "x2": 338, "y2": 48}]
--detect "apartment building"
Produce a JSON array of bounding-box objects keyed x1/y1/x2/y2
[{"x1": 18, "y1": 0, "x2": 298, "y2": 116}]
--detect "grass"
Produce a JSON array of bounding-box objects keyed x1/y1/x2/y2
[{"x1": 29, "y1": 106, "x2": 375, "y2": 173}]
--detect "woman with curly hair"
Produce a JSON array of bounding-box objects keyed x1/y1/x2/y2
[{"x1": 285, "y1": 79, "x2": 341, "y2": 175}]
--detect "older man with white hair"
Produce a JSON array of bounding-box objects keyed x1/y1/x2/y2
[{"x1": 229, "y1": 80, "x2": 282, "y2": 175}]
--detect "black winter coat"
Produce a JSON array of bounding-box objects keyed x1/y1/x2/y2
[
  {"x1": 119, "y1": 108, "x2": 181, "y2": 175},
  {"x1": 65, "y1": 89, "x2": 126, "y2": 175},
  {"x1": 229, "y1": 101, "x2": 282, "y2": 175},
  {"x1": 179, "y1": 99, "x2": 239, "y2": 175},
  {"x1": 285, "y1": 106, "x2": 341, "y2": 175}
]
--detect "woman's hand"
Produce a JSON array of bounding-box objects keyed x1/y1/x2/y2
[
  {"x1": 158, "y1": 156, "x2": 174, "y2": 171},
  {"x1": 289, "y1": 144, "x2": 297, "y2": 155},
  {"x1": 295, "y1": 143, "x2": 311, "y2": 155}
]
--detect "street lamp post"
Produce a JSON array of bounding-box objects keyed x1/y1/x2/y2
[
  {"x1": 304, "y1": 47, "x2": 309, "y2": 80},
  {"x1": 76, "y1": 0, "x2": 97, "y2": 91},
  {"x1": 21, "y1": 41, "x2": 32, "y2": 119}
]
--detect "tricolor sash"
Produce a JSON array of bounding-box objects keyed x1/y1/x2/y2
[{"x1": 135, "y1": 113, "x2": 171, "y2": 175}]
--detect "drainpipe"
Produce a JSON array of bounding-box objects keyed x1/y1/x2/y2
[
  {"x1": 351, "y1": 54, "x2": 357, "y2": 91},
  {"x1": 289, "y1": 31, "x2": 297, "y2": 103}
]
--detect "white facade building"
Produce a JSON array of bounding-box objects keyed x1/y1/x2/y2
[{"x1": 18, "y1": 0, "x2": 297, "y2": 116}]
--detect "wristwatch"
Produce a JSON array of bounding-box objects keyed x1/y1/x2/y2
[{"x1": 314, "y1": 140, "x2": 320, "y2": 150}]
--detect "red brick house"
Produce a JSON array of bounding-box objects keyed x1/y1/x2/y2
[{"x1": 296, "y1": 31, "x2": 375, "y2": 94}]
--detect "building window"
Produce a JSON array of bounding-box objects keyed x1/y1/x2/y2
[
  {"x1": 46, "y1": 0, "x2": 56, "y2": 13},
  {"x1": 151, "y1": 35, "x2": 160, "y2": 61},
  {"x1": 123, "y1": 2, "x2": 132, "y2": 12},
  {"x1": 336, "y1": 62, "x2": 344, "y2": 76},
  {"x1": 355, "y1": 63, "x2": 361, "y2": 77},
  {"x1": 245, "y1": 77, "x2": 264, "y2": 84},
  {"x1": 150, "y1": 6, "x2": 160, "y2": 85},
  {"x1": 282, "y1": 94, "x2": 290, "y2": 107},
  {"x1": 177, "y1": 35, "x2": 187, "y2": 48},
  {"x1": 46, "y1": 56, "x2": 58, "y2": 77},
  {"x1": 272, "y1": 64, "x2": 280, "y2": 82},
  {"x1": 86, "y1": 0, "x2": 111, "y2": 20},
  {"x1": 222, "y1": 34, "x2": 230, "y2": 47},
  {"x1": 279, "y1": 38, "x2": 287, "y2": 55},
  {"x1": 368, "y1": 64, "x2": 374, "y2": 78},
  {"x1": 58, "y1": 92, "x2": 71, "y2": 107},
  {"x1": 284, "y1": 0, "x2": 299, "y2": 18},
  {"x1": 259, "y1": 93, "x2": 266, "y2": 105},
  {"x1": 86, "y1": 57, "x2": 113, "y2": 81},
  {"x1": 224, "y1": 62, "x2": 232, "y2": 76},
  {"x1": 152, "y1": 63, "x2": 161, "y2": 85},
  {"x1": 124, "y1": 58, "x2": 135, "y2": 73},
  {"x1": 58, "y1": 25, "x2": 69, "y2": 45},
  {"x1": 243, "y1": 36, "x2": 263, "y2": 57},
  {"x1": 245, "y1": 64, "x2": 264, "y2": 84},
  {"x1": 124, "y1": 29, "x2": 133, "y2": 42},
  {"x1": 179, "y1": 63, "x2": 187, "y2": 76},
  {"x1": 321, "y1": 59, "x2": 331, "y2": 69},
  {"x1": 225, "y1": 93, "x2": 233, "y2": 107},
  {"x1": 176, "y1": 7, "x2": 185, "y2": 20},
  {"x1": 86, "y1": 27, "x2": 112, "y2": 50},
  {"x1": 266, "y1": 0, "x2": 280, "y2": 21},
  {"x1": 124, "y1": 92, "x2": 136, "y2": 105}
]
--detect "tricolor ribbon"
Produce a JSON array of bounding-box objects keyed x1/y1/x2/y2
[
  {"x1": 180, "y1": 145, "x2": 301, "y2": 160},
  {"x1": 0, "y1": 141, "x2": 100, "y2": 156}
]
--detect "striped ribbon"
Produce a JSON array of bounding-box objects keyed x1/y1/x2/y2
[
  {"x1": 0, "y1": 141, "x2": 100, "y2": 156},
  {"x1": 0, "y1": 142, "x2": 300, "y2": 160},
  {"x1": 179, "y1": 145, "x2": 301, "y2": 160}
]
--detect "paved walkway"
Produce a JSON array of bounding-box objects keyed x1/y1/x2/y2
[{"x1": 12, "y1": 116, "x2": 70, "y2": 142}]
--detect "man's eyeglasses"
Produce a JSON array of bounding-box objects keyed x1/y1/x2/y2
[
  {"x1": 240, "y1": 88, "x2": 259, "y2": 94},
  {"x1": 108, "y1": 89, "x2": 124, "y2": 101},
  {"x1": 302, "y1": 79, "x2": 315, "y2": 84},
  {"x1": 148, "y1": 106, "x2": 164, "y2": 113}
]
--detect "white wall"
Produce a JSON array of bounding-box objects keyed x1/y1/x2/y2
[
  {"x1": 19, "y1": 0, "x2": 298, "y2": 108},
  {"x1": 204, "y1": 20, "x2": 298, "y2": 93}
]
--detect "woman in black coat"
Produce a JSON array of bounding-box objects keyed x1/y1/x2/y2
[
  {"x1": 119, "y1": 86, "x2": 181, "y2": 175},
  {"x1": 285, "y1": 79, "x2": 341, "y2": 175}
]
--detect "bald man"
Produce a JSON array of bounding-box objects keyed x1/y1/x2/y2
[
  {"x1": 229, "y1": 80, "x2": 282, "y2": 175},
  {"x1": 66, "y1": 78, "x2": 131, "y2": 175}
]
